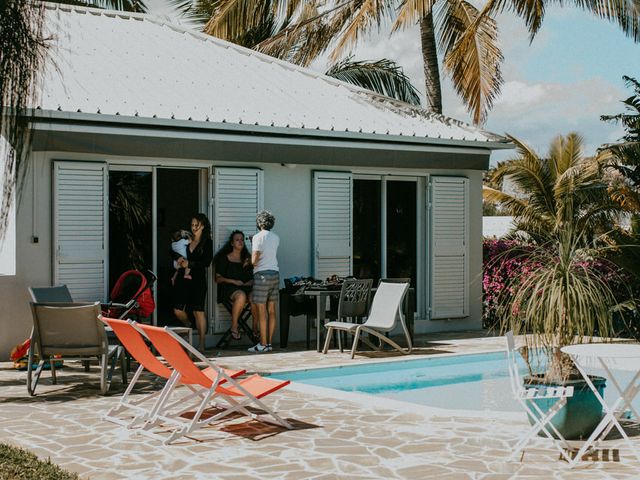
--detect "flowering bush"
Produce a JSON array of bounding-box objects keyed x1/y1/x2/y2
[
  {"x1": 483, "y1": 238, "x2": 640, "y2": 336},
  {"x1": 482, "y1": 239, "x2": 534, "y2": 330}
]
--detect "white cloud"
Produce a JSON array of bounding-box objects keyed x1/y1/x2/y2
[{"x1": 486, "y1": 77, "x2": 626, "y2": 155}]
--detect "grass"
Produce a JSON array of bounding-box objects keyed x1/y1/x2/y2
[{"x1": 0, "y1": 443, "x2": 79, "y2": 480}]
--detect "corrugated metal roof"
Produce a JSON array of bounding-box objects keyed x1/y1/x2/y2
[{"x1": 36, "y1": 3, "x2": 508, "y2": 146}]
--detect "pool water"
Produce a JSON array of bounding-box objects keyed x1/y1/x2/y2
[{"x1": 271, "y1": 351, "x2": 640, "y2": 412}]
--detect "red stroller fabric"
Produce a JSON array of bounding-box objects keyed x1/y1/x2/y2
[{"x1": 105, "y1": 270, "x2": 156, "y2": 319}]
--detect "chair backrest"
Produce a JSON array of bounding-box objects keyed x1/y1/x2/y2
[
  {"x1": 102, "y1": 318, "x2": 172, "y2": 379},
  {"x1": 337, "y1": 278, "x2": 372, "y2": 319},
  {"x1": 378, "y1": 278, "x2": 410, "y2": 285},
  {"x1": 363, "y1": 282, "x2": 409, "y2": 331},
  {"x1": 138, "y1": 324, "x2": 215, "y2": 388},
  {"x1": 504, "y1": 331, "x2": 523, "y2": 396},
  {"x1": 30, "y1": 302, "x2": 106, "y2": 356},
  {"x1": 28, "y1": 285, "x2": 73, "y2": 303}
]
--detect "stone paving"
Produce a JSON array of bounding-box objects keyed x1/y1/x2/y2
[{"x1": 1, "y1": 332, "x2": 639, "y2": 479}]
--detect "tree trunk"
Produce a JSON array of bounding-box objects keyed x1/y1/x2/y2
[{"x1": 419, "y1": 12, "x2": 442, "y2": 114}]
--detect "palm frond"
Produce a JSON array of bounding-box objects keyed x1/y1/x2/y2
[
  {"x1": 572, "y1": 0, "x2": 640, "y2": 42},
  {"x1": 602, "y1": 76, "x2": 640, "y2": 142},
  {"x1": 325, "y1": 57, "x2": 421, "y2": 105},
  {"x1": 439, "y1": 0, "x2": 503, "y2": 124},
  {"x1": 328, "y1": 0, "x2": 396, "y2": 63},
  {"x1": 548, "y1": 132, "x2": 584, "y2": 179},
  {"x1": 254, "y1": 2, "x2": 343, "y2": 66},
  {"x1": 204, "y1": 0, "x2": 274, "y2": 40},
  {"x1": 392, "y1": 0, "x2": 437, "y2": 32},
  {"x1": 482, "y1": 0, "x2": 546, "y2": 40}
]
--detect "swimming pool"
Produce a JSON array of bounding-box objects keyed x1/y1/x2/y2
[{"x1": 271, "y1": 351, "x2": 640, "y2": 412}]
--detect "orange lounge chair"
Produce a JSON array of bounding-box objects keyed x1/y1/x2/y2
[
  {"x1": 102, "y1": 318, "x2": 244, "y2": 428},
  {"x1": 137, "y1": 323, "x2": 292, "y2": 444}
]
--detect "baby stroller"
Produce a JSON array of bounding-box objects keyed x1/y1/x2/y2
[{"x1": 102, "y1": 269, "x2": 156, "y2": 321}]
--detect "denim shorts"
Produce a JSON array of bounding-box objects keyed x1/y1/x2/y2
[{"x1": 252, "y1": 270, "x2": 279, "y2": 304}]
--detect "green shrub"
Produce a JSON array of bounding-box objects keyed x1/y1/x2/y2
[{"x1": 0, "y1": 443, "x2": 79, "y2": 480}]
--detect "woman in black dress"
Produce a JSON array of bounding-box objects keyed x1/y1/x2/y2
[
  {"x1": 173, "y1": 213, "x2": 213, "y2": 352},
  {"x1": 214, "y1": 230, "x2": 256, "y2": 340}
]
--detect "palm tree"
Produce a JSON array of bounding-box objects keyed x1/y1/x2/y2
[
  {"x1": 206, "y1": 0, "x2": 640, "y2": 125},
  {"x1": 483, "y1": 133, "x2": 622, "y2": 244},
  {"x1": 485, "y1": 134, "x2": 629, "y2": 382},
  {"x1": 601, "y1": 75, "x2": 640, "y2": 216}
]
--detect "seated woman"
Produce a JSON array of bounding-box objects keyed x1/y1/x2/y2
[{"x1": 214, "y1": 230, "x2": 257, "y2": 340}]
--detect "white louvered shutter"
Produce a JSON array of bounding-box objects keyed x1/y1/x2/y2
[
  {"x1": 213, "y1": 168, "x2": 263, "y2": 333},
  {"x1": 429, "y1": 176, "x2": 469, "y2": 318},
  {"x1": 53, "y1": 161, "x2": 108, "y2": 301},
  {"x1": 313, "y1": 171, "x2": 352, "y2": 279}
]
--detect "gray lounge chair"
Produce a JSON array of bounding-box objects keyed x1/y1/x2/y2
[{"x1": 27, "y1": 302, "x2": 125, "y2": 395}]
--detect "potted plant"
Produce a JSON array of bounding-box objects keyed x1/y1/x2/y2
[
  {"x1": 484, "y1": 133, "x2": 632, "y2": 439},
  {"x1": 496, "y1": 230, "x2": 621, "y2": 439}
]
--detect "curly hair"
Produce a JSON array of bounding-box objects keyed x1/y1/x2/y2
[{"x1": 256, "y1": 210, "x2": 275, "y2": 230}]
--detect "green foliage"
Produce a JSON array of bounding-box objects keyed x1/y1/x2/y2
[
  {"x1": 0, "y1": 443, "x2": 79, "y2": 480},
  {"x1": 484, "y1": 133, "x2": 621, "y2": 244},
  {"x1": 326, "y1": 57, "x2": 421, "y2": 106},
  {"x1": 600, "y1": 75, "x2": 640, "y2": 213}
]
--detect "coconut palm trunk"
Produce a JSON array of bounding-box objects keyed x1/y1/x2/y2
[{"x1": 419, "y1": 12, "x2": 442, "y2": 114}]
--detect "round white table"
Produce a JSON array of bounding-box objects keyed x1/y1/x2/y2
[{"x1": 561, "y1": 343, "x2": 640, "y2": 466}]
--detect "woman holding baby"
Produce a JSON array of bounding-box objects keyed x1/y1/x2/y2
[{"x1": 171, "y1": 213, "x2": 212, "y2": 352}]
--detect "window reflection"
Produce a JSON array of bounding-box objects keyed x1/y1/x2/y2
[{"x1": 353, "y1": 179, "x2": 381, "y2": 284}]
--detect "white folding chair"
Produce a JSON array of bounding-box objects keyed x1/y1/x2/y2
[{"x1": 505, "y1": 331, "x2": 574, "y2": 463}]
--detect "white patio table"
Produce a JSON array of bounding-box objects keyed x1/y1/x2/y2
[{"x1": 561, "y1": 343, "x2": 640, "y2": 466}]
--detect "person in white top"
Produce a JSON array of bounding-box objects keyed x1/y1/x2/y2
[{"x1": 248, "y1": 210, "x2": 280, "y2": 353}]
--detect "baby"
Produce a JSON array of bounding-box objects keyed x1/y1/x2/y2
[{"x1": 171, "y1": 229, "x2": 192, "y2": 284}]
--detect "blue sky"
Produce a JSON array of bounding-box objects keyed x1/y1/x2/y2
[{"x1": 347, "y1": 5, "x2": 640, "y2": 163}]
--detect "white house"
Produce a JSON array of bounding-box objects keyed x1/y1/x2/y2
[{"x1": 0, "y1": 4, "x2": 512, "y2": 357}]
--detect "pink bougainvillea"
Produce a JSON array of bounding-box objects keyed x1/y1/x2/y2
[
  {"x1": 482, "y1": 239, "x2": 534, "y2": 329},
  {"x1": 483, "y1": 238, "x2": 639, "y2": 333}
]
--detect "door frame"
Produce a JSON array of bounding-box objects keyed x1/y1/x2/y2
[
  {"x1": 107, "y1": 163, "x2": 209, "y2": 327},
  {"x1": 352, "y1": 174, "x2": 425, "y2": 318}
]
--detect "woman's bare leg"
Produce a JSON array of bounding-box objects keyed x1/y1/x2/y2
[
  {"x1": 230, "y1": 291, "x2": 247, "y2": 332},
  {"x1": 193, "y1": 310, "x2": 207, "y2": 351},
  {"x1": 173, "y1": 308, "x2": 190, "y2": 327}
]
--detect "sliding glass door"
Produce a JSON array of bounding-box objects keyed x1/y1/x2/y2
[
  {"x1": 108, "y1": 168, "x2": 153, "y2": 293},
  {"x1": 353, "y1": 176, "x2": 418, "y2": 312}
]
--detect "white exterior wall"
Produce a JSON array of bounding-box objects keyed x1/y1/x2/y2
[{"x1": 0, "y1": 152, "x2": 484, "y2": 359}]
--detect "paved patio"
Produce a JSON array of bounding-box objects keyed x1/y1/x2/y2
[{"x1": 1, "y1": 333, "x2": 638, "y2": 479}]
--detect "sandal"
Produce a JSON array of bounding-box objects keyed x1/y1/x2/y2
[{"x1": 230, "y1": 328, "x2": 241, "y2": 340}]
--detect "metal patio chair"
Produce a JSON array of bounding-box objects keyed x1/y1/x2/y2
[
  {"x1": 505, "y1": 331, "x2": 574, "y2": 462},
  {"x1": 324, "y1": 278, "x2": 372, "y2": 352}
]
